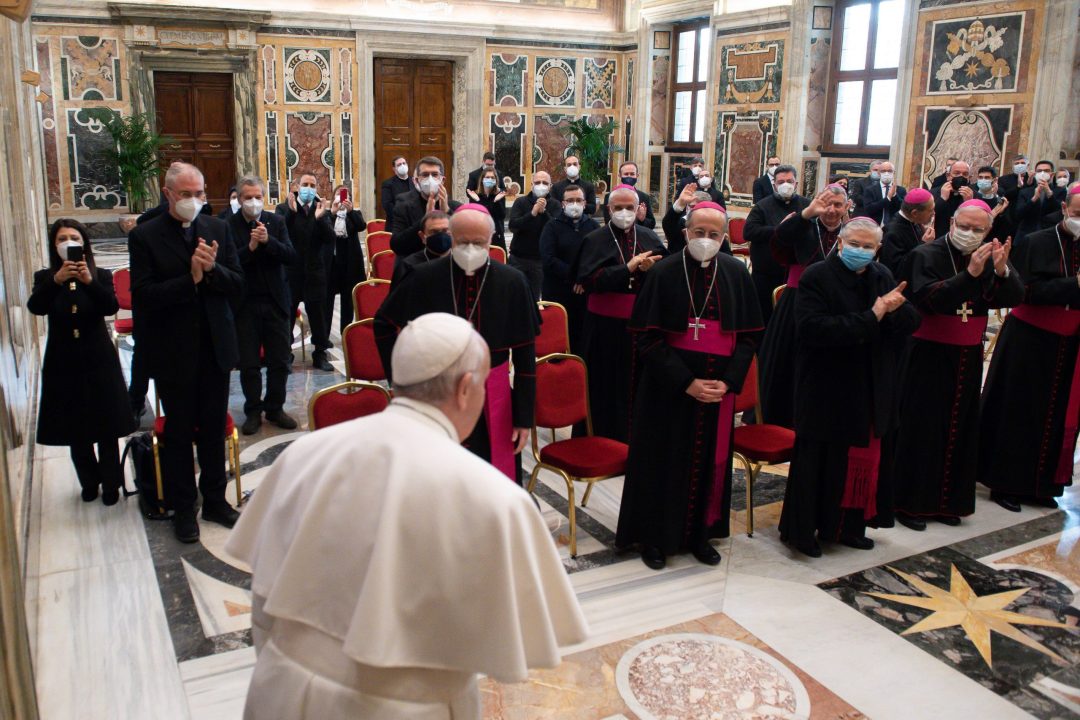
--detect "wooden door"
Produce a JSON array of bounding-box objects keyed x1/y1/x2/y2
[
  {"x1": 154, "y1": 71, "x2": 235, "y2": 213},
  {"x1": 373, "y1": 58, "x2": 453, "y2": 210}
]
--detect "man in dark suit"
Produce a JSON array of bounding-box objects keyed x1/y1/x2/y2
[
  {"x1": 674, "y1": 156, "x2": 706, "y2": 195},
  {"x1": 380, "y1": 155, "x2": 411, "y2": 230},
  {"x1": 602, "y1": 161, "x2": 655, "y2": 229},
  {"x1": 551, "y1": 155, "x2": 597, "y2": 216},
  {"x1": 744, "y1": 164, "x2": 808, "y2": 324},
  {"x1": 128, "y1": 162, "x2": 244, "y2": 543},
  {"x1": 465, "y1": 151, "x2": 504, "y2": 196},
  {"x1": 849, "y1": 160, "x2": 883, "y2": 216},
  {"x1": 997, "y1": 154, "x2": 1033, "y2": 207},
  {"x1": 230, "y1": 175, "x2": 297, "y2": 436},
  {"x1": 858, "y1": 160, "x2": 907, "y2": 226},
  {"x1": 931, "y1": 160, "x2": 973, "y2": 237},
  {"x1": 752, "y1": 156, "x2": 781, "y2": 203},
  {"x1": 1015, "y1": 159, "x2": 1067, "y2": 241},
  {"x1": 390, "y1": 155, "x2": 461, "y2": 259}
]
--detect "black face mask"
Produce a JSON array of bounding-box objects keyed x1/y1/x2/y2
[
  {"x1": 951, "y1": 176, "x2": 969, "y2": 189},
  {"x1": 620, "y1": 176, "x2": 638, "y2": 187},
  {"x1": 426, "y1": 231, "x2": 452, "y2": 254}
]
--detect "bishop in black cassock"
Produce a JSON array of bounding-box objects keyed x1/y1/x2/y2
[
  {"x1": 979, "y1": 188, "x2": 1080, "y2": 510},
  {"x1": 573, "y1": 185, "x2": 666, "y2": 442},
  {"x1": 375, "y1": 205, "x2": 539, "y2": 483},
  {"x1": 779, "y1": 219, "x2": 920, "y2": 558},
  {"x1": 616, "y1": 204, "x2": 761, "y2": 570},
  {"x1": 879, "y1": 188, "x2": 935, "y2": 274},
  {"x1": 892, "y1": 201, "x2": 1022, "y2": 529}
]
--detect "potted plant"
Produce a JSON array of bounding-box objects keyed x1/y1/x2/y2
[
  {"x1": 561, "y1": 117, "x2": 624, "y2": 213},
  {"x1": 101, "y1": 111, "x2": 171, "y2": 232}
]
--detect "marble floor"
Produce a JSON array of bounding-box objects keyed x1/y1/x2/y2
[{"x1": 23, "y1": 240, "x2": 1080, "y2": 719}]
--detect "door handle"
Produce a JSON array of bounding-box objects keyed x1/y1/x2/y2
[
  {"x1": 208, "y1": 143, "x2": 222, "y2": 149},
  {"x1": 169, "y1": 143, "x2": 181, "y2": 149},
  {"x1": 424, "y1": 136, "x2": 438, "y2": 143},
  {"x1": 390, "y1": 136, "x2": 402, "y2": 142}
]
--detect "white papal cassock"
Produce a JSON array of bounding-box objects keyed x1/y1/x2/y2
[{"x1": 226, "y1": 397, "x2": 588, "y2": 719}]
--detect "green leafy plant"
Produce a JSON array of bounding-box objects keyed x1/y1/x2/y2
[
  {"x1": 561, "y1": 117, "x2": 624, "y2": 185},
  {"x1": 100, "y1": 111, "x2": 171, "y2": 213}
]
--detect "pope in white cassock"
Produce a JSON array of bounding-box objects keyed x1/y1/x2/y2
[{"x1": 226, "y1": 312, "x2": 588, "y2": 719}]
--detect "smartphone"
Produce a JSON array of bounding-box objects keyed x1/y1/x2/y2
[
  {"x1": 338, "y1": 188, "x2": 348, "y2": 203},
  {"x1": 952, "y1": 177, "x2": 969, "y2": 189},
  {"x1": 66, "y1": 245, "x2": 84, "y2": 263}
]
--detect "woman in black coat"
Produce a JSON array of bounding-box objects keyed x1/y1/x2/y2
[
  {"x1": 327, "y1": 184, "x2": 368, "y2": 333},
  {"x1": 28, "y1": 219, "x2": 136, "y2": 504},
  {"x1": 467, "y1": 167, "x2": 507, "y2": 249}
]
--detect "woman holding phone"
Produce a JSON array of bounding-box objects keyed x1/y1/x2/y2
[
  {"x1": 28, "y1": 219, "x2": 135, "y2": 505},
  {"x1": 327, "y1": 184, "x2": 367, "y2": 332}
]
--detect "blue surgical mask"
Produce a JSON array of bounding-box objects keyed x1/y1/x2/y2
[
  {"x1": 298, "y1": 187, "x2": 317, "y2": 204},
  {"x1": 482, "y1": 178, "x2": 496, "y2": 190},
  {"x1": 976, "y1": 179, "x2": 993, "y2": 193},
  {"x1": 840, "y1": 244, "x2": 875, "y2": 272},
  {"x1": 425, "y1": 230, "x2": 452, "y2": 254},
  {"x1": 620, "y1": 176, "x2": 637, "y2": 187}
]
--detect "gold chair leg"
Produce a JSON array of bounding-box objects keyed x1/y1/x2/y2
[
  {"x1": 527, "y1": 465, "x2": 541, "y2": 494},
  {"x1": 984, "y1": 328, "x2": 1001, "y2": 360},
  {"x1": 299, "y1": 314, "x2": 307, "y2": 363},
  {"x1": 580, "y1": 480, "x2": 595, "y2": 507},
  {"x1": 734, "y1": 452, "x2": 754, "y2": 538},
  {"x1": 230, "y1": 429, "x2": 242, "y2": 507},
  {"x1": 151, "y1": 433, "x2": 165, "y2": 515},
  {"x1": 564, "y1": 474, "x2": 577, "y2": 558}
]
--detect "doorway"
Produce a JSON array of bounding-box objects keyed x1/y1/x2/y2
[
  {"x1": 153, "y1": 71, "x2": 236, "y2": 213},
  {"x1": 373, "y1": 58, "x2": 454, "y2": 209}
]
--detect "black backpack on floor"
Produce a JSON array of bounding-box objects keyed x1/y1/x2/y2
[{"x1": 120, "y1": 432, "x2": 171, "y2": 520}]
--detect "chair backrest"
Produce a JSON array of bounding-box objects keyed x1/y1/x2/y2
[
  {"x1": 729, "y1": 218, "x2": 746, "y2": 246},
  {"x1": 342, "y1": 319, "x2": 387, "y2": 381},
  {"x1": 772, "y1": 284, "x2": 787, "y2": 308},
  {"x1": 489, "y1": 245, "x2": 507, "y2": 264},
  {"x1": 113, "y1": 267, "x2": 132, "y2": 310},
  {"x1": 536, "y1": 301, "x2": 570, "y2": 356},
  {"x1": 367, "y1": 231, "x2": 392, "y2": 259},
  {"x1": 366, "y1": 219, "x2": 386, "y2": 234},
  {"x1": 371, "y1": 250, "x2": 396, "y2": 281},
  {"x1": 352, "y1": 279, "x2": 391, "y2": 320},
  {"x1": 733, "y1": 355, "x2": 759, "y2": 415},
  {"x1": 534, "y1": 353, "x2": 589, "y2": 430},
  {"x1": 308, "y1": 381, "x2": 391, "y2": 430}
]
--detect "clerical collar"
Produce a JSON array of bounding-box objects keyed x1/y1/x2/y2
[
  {"x1": 898, "y1": 210, "x2": 913, "y2": 223},
  {"x1": 389, "y1": 397, "x2": 459, "y2": 443}
]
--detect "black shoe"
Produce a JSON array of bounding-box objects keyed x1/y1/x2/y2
[
  {"x1": 173, "y1": 511, "x2": 200, "y2": 543},
  {"x1": 265, "y1": 410, "x2": 298, "y2": 430},
  {"x1": 795, "y1": 539, "x2": 822, "y2": 558},
  {"x1": 202, "y1": 501, "x2": 240, "y2": 529},
  {"x1": 81, "y1": 486, "x2": 98, "y2": 502},
  {"x1": 101, "y1": 485, "x2": 120, "y2": 506},
  {"x1": 896, "y1": 513, "x2": 927, "y2": 532},
  {"x1": 936, "y1": 515, "x2": 961, "y2": 526},
  {"x1": 991, "y1": 492, "x2": 1022, "y2": 513},
  {"x1": 640, "y1": 546, "x2": 666, "y2": 570},
  {"x1": 692, "y1": 542, "x2": 722, "y2": 566},
  {"x1": 241, "y1": 414, "x2": 262, "y2": 436},
  {"x1": 1026, "y1": 496, "x2": 1059, "y2": 509},
  {"x1": 312, "y1": 355, "x2": 333, "y2": 372},
  {"x1": 840, "y1": 535, "x2": 875, "y2": 550}
]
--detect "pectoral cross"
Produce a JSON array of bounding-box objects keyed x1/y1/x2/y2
[
  {"x1": 689, "y1": 319, "x2": 706, "y2": 340},
  {"x1": 956, "y1": 303, "x2": 973, "y2": 323}
]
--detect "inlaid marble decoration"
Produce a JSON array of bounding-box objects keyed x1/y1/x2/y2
[
  {"x1": 283, "y1": 48, "x2": 332, "y2": 104},
  {"x1": 922, "y1": 107, "x2": 1012, "y2": 186},
  {"x1": 648, "y1": 153, "x2": 662, "y2": 211},
  {"x1": 927, "y1": 12, "x2": 1024, "y2": 94},
  {"x1": 489, "y1": 110, "x2": 525, "y2": 191},
  {"x1": 584, "y1": 57, "x2": 615, "y2": 109},
  {"x1": 35, "y1": 38, "x2": 62, "y2": 210},
  {"x1": 260, "y1": 45, "x2": 277, "y2": 105},
  {"x1": 339, "y1": 111, "x2": 353, "y2": 189},
  {"x1": 338, "y1": 48, "x2": 352, "y2": 106},
  {"x1": 826, "y1": 159, "x2": 873, "y2": 185},
  {"x1": 802, "y1": 159, "x2": 819, "y2": 197},
  {"x1": 490, "y1": 53, "x2": 527, "y2": 106},
  {"x1": 59, "y1": 36, "x2": 121, "y2": 101},
  {"x1": 65, "y1": 107, "x2": 123, "y2": 209},
  {"x1": 804, "y1": 36, "x2": 830, "y2": 151},
  {"x1": 666, "y1": 153, "x2": 697, "y2": 208},
  {"x1": 532, "y1": 113, "x2": 572, "y2": 177},
  {"x1": 648, "y1": 54, "x2": 668, "y2": 146},
  {"x1": 284, "y1": 111, "x2": 333, "y2": 197},
  {"x1": 717, "y1": 39, "x2": 784, "y2": 105},
  {"x1": 714, "y1": 110, "x2": 778, "y2": 207},
  {"x1": 265, "y1": 111, "x2": 281, "y2": 204},
  {"x1": 626, "y1": 57, "x2": 634, "y2": 108},
  {"x1": 535, "y1": 57, "x2": 576, "y2": 107}
]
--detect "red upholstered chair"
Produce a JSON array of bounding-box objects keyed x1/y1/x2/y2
[
  {"x1": 366, "y1": 231, "x2": 392, "y2": 269},
  {"x1": 489, "y1": 245, "x2": 507, "y2": 264},
  {"x1": 342, "y1": 318, "x2": 386, "y2": 381},
  {"x1": 150, "y1": 403, "x2": 243, "y2": 511},
  {"x1": 527, "y1": 353, "x2": 628, "y2": 557},
  {"x1": 772, "y1": 284, "x2": 787, "y2": 308},
  {"x1": 729, "y1": 218, "x2": 750, "y2": 265},
  {"x1": 371, "y1": 250, "x2": 395, "y2": 281},
  {"x1": 308, "y1": 381, "x2": 391, "y2": 430},
  {"x1": 535, "y1": 301, "x2": 570, "y2": 357},
  {"x1": 112, "y1": 267, "x2": 134, "y2": 348},
  {"x1": 366, "y1": 219, "x2": 386, "y2": 234},
  {"x1": 352, "y1": 279, "x2": 391, "y2": 321},
  {"x1": 732, "y1": 357, "x2": 795, "y2": 537}
]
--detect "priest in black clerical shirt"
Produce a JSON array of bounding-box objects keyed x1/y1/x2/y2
[
  {"x1": 550, "y1": 155, "x2": 597, "y2": 217},
  {"x1": 380, "y1": 155, "x2": 411, "y2": 230},
  {"x1": 743, "y1": 165, "x2": 809, "y2": 324},
  {"x1": 391, "y1": 210, "x2": 451, "y2": 284},
  {"x1": 540, "y1": 184, "x2": 598, "y2": 355},
  {"x1": 778, "y1": 219, "x2": 920, "y2": 558},
  {"x1": 390, "y1": 156, "x2": 461, "y2": 260},
  {"x1": 375, "y1": 204, "x2": 539, "y2": 484},
  {"x1": 602, "y1": 161, "x2": 656, "y2": 230},
  {"x1": 616, "y1": 203, "x2": 761, "y2": 570}
]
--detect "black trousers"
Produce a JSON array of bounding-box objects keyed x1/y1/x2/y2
[
  {"x1": 70, "y1": 440, "x2": 121, "y2": 492},
  {"x1": 326, "y1": 249, "x2": 354, "y2": 334},
  {"x1": 236, "y1": 297, "x2": 291, "y2": 416},
  {"x1": 509, "y1": 255, "x2": 543, "y2": 301},
  {"x1": 291, "y1": 290, "x2": 331, "y2": 357},
  {"x1": 154, "y1": 336, "x2": 231, "y2": 514},
  {"x1": 128, "y1": 329, "x2": 149, "y2": 410}
]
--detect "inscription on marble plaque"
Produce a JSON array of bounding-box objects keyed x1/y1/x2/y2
[{"x1": 158, "y1": 29, "x2": 226, "y2": 48}]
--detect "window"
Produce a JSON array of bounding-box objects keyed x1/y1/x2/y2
[
  {"x1": 823, "y1": 0, "x2": 905, "y2": 154},
  {"x1": 667, "y1": 20, "x2": 710, "y2": 149}
]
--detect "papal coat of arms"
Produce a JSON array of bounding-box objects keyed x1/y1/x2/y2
[{"x1": 929, "y1": 14, "x2": 1023, "y2": 94}]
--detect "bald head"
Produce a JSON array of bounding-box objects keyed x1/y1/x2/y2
[
  {"x1": 686, "y1": 205, "x2": 727, "y2": 234},
  {"x1": 953, "y1": 204, "x2": 991, "y2": 234},
  {"x1": 609, "y1": 186, "x2": 639, "y2": 210},
  {"x1": 450, "y1": 208, "x2": 495, "y2": 247},
  {"x1": 949, "y1": 161, "x2": 970, "y2": 179}
]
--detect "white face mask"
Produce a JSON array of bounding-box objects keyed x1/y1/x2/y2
[
  {"x1": 697, "y1": 176, "x2": 713, "y2": 189},
  {"x1": 58, "y1": 239, "x2": 82, "y2": 256},
  {"x1": 242, "y1": 198, "x2": 263, "y2": 219},
  {"x1": 451, "y1": 243, "x2": 489, "y2": 275},
  {"x1": 767, "y1": 165, "x2": 778, "y2": 177},
  {"x1": 1036, "y1": 171, "x2": 1052, "y2": 184},
  {"x1": 419, "y1": 176, "x2": 442, "y2": 195},
  {"x1": 880, "y1": 172, "x2": 894, "y2": 184},
  {"x1": 949, "y1": 227, "x2": 985, "y2": 254},
  {"x1": 174, "y1": 197, "x2": 204, "y2": 223},
  {"x1": 776, "y1": 182, "x2": 795, "y2": 200},
  {"x1": 229, "y1": 198, "x2": 240, "y2": 214},
  {"x1": 1065, "y1": 217, "x2": 1080, "y2": 237},
  {"x1": 690, "y1": 166, "x2": 702, "y2": 177},
  {"x1": 395, "y1": 163, "x2": 409, "y2": 178},
  {"x1": 1014, "y1": 163, "x2": 1028, "y2": 175},
  {"x1": 565, "y1": 165, "x2": 580, "y2": 179},
  {"x1": 1056, "y1": 177, "x2": 1069, "y2": 188},
  {"x1": 562, "y1": 202, "x2": 583, "y2": 219},
  {"x1": 610, "y1": 208, "x2": 636, "y2": 230},
  {"x1": 687, "y1": 237, "x2": 721, "y2": 265},
  {"x1": 533, "y1": 183, "x2": 550, "y2": 198}
]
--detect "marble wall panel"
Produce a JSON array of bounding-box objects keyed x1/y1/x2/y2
[
  {"x1": 665, "y1": 153, "x2": 696, "y2": 206},
  {"x1": 626, "y1": 58, "x2": 634, "y2": 108},
  {"x1": 261, "y1": 45, "x2": 277, "y2": 104},
  {"x1": 584, "y1": 57, "x2": 615, "y2": 109},
  {"x1": 338, "y1": 48, "x2": 352, "y2": 106},
  {"x1": 66, "y1": 107, "x2": 123, "y2": 209},
  {"x1": 922, "y1": 107, "x2": 1013, "y2": 182},
  {"x1": 59, "y1": 36, "x2": 121, "y2": 101},
  {"x1": 36, "y1": 38, "x2": 62, "y2": 210},
  {"x1": 282, "y1": 47, "x2": 332, "y2": 104},
  {"x1": 489, "y1": 110, "x2": 525, "y2": 191},
  {"x1": 535, "y1": 57, "x2": 577, "y2": 108},
  {"x1": 716, "y1": 39, "x2": 784, "y2": 105},
  {"x1": 926, "y1": 12, "x2": 1023, "y2": 95},
  {"x1": 648, "y1": 153, "x2": 662, "y2": 211},
  {"x1": 533, "y1": 113, "x2": 572, "y2": 176},
  {"x1": 491, "y1": 53, "x2": 527, "y2": 106},
  {"x1": 339, "y1": 111, "x2": 353, "y2": 189},
  {"x1": 648, "y1": 54, "x2": 668, "y2": 147},
  {"x1": 804, "y1": 36, "x2": 830, "y2": 152},
  {"x1": 284, "y1": 111, "x2": 334, "y2": 196},
  {"x1": 265, "y1": 111, "x2": 281, "y2": 204},
  {"x1": 714, "y1": 110, "x2": 778, "y2": 207},
  {"x1": 802, "y1": 159, "x2": 819, "y2": 197}
]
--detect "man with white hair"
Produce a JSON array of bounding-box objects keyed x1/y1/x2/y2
[
  {"x1": 892, "y1": 200, "x2": 1022, "y2": 530},
  {"x1": 375, "y1": 204, "x2": 539, "y2": 483},
  {"x1": 227, "y1": 312, "x2": 587, "y2": 720},
  {"x1": 128, "y1": 162, "x2": 245, "y2": 542},
  {"x1": 778, "y1": 218, "x2": 919, "y2": 557}
]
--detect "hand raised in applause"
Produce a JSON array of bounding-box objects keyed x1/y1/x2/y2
[
  {"x1": 314, "y1": 199, "x2": 330, "y2": 220},
  {"x1": 686, "y1": 379, "x2": 729, "y2": 403},
  {"x1": 628, "y1": 250, "x2": 658, "y2": 273},
  {"x1": 965, "y1": 242, "x2": 994, "y2": 278},
  {"x1": 871, "y1": 281, "x2": 908, "y2": 320},
  {"x1": 249, "y1": 222, "x2": 268, "y2": 251},
  {"x1": 531, "y1": 197, "x2": 548, "y2": 216},
  {"x1": 991, "y1": 197, "x2": 1009, "y2": 219},
  {"x1": 466, "y1": 189, "x2": 480, "y2": 202},
  {"x1": 675, "y1": 183, "x2": 697, "y2": 210},
  {"x1": 801, "y1": 189, "x2": 836, "y2": 220},
  {"x1": 636, "y1": 202, "x2": 648, "y2": 223},
  {"x1": 991, "y1": 237, "x2": 1012, "y2": 276}
]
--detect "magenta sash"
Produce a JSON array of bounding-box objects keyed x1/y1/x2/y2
[
  {"x1": 483, "y1": 361, "x2": 515, "y2": 481},
  {"x1": 912, "y1": 313, "x2": 988, "y2": 346},
  {"x1": 1010, "y1": 304, "x2": 1080, "y2": 484},
  {"x1": 587, "y1": 292, "x2": 635, "y2": 319},
  {"x1": 665, "y1": 319, "x2": 737, "y2": 356},
  {"x1": 786, "y1": 264, "x2": 805, "y2": 288},
  {"x1": 842, "y1": 436, "x2": 881, "y2": 519}
]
